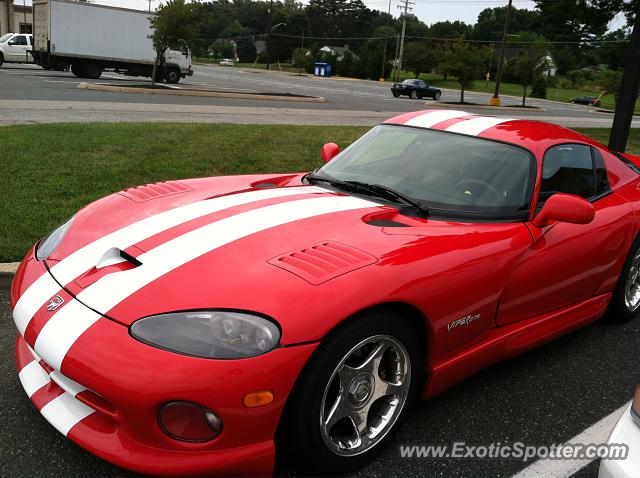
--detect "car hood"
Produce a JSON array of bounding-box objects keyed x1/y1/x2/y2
[{"x1": 45, "y1": 174, "x2": 388, "y2": 323}]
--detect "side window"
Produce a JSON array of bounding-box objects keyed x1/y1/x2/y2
[
  {"x1": 539, "y1": 144, "x2": 595, "y2": 202},
  {"x1": 592, "y1": 148, "x2": 610, "y2": 196},
  {"x1": 13, "y1": 35, "x2": 27, "y2": 46}
]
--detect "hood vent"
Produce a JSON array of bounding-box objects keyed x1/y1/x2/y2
[
  {"x1": 120, "y1": 181, "x2": 192, "y2": 202},
  {"x1": 268, "y1": 241, "x2": 377, "y2": 285}
]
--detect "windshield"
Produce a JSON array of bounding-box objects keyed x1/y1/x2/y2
[
  {"x1": 0, "y1": 34, "x2": 12, "y2": 43},
  {"x1": 317, "y1": 125, "x2": 535, "y2": 219}
]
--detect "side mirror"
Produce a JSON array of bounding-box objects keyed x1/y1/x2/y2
[
  {"x1": 321, "y1": 143, "x2": 340, "y2": 162},
  {"x1": 532, "y1": 193, "x2": 595, "y2": 228}
]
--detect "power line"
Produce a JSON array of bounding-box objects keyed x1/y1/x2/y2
[{"x1": 267, "y1": 32, "x2": 630, "y2": 44}]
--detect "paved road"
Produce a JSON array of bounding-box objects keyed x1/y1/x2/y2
[
  {"x1": 1, "y1": 287, "x2": 638, "y2": 477},
  {"x1": 1, "y1": 63, "x2": 635, "y2": 128}
]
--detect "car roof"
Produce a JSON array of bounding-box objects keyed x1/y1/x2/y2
[{"x1": 384, "y1": 109, "x2": 607, "y2": 159}]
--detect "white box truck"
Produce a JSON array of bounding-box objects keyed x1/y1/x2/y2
[{"x1": 31, "y1": 0, "x2": 193, "y2": 83}]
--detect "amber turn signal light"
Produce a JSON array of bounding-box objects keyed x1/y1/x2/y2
[{"x1": 243, "y1": 390, "x2": 274, "y2": 408}]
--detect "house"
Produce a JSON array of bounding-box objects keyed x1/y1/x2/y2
[
  {"x1": 542, "y1": 55, "x2": 557, "y2": 77},
  {"x1": 319, "y1": 44, "x2": 351, "y2": 60},
  {"x1": 0, "y1": 0, "x2": 32, "y2": 35}
]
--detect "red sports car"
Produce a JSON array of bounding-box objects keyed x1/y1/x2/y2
[{"x1": 11, "y1": 109, "x2": 640, "y2": 476}]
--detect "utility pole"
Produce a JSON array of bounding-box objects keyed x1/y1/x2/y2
[
  {"x1": 609, "y1": 12, "x2": 640, "y2": 153},
  {"x1": 149, "y1": 0, "x2": 152, "y2": 13},
  {"x1": 396, "y1": 0, "x2": 414, "y2": 83},
  {"x1": 266, "y1": 0, "x2": 273, "y2": 71},
  {"x1": 489, "y1": 0, "x2": 513, "y2": 106},
  {"x1": 379, "y1": 0, "x2": 393, "y2": 81}
]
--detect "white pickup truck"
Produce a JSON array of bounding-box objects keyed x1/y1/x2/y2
[{"x1": 0, "y1": 33, "x2": 35, "y2": 67}]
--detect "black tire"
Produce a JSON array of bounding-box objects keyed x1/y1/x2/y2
[
  {"x1": 392, "y1": 90, "x2": 400, "y2": 98},
  {"x1": 0, "y1": 53, "x2": 4, "y2": 68},
  {"x1": 83, "y1": 62, "x2": 102, "y2": 79},
  {"x1": 164, "y1": 68, "x2": 181, "y2": 84},
  {"x1": 278, "y1": 309, "x2": 422, "y2": 473},
  {"x1": 608, "y1": 236, "x2": 640, "y2": 322},
  {"x1": 71, "y1": 63, "x2": 84, "y2": 78},
  {"x1": 409, "y1": 90, "x2": 418, "y2": 99},
  {"x1": 434, "y1": 90, "x2": 441, "y2": 101}
]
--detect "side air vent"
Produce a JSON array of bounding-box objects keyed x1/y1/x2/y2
[
  {"x1": 119, "y1": 181, "x2": 192, "y2": 202},
  {"x1": 268, "y1": 241, "x2": 377, "y2": 285}
]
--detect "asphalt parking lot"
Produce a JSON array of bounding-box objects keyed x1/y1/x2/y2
[
  {"x1": 1, "y1": 287, "x2": 638, "y2": 478},
  {"x1": 2, "y1": 64, "x2": 633, "y2": 128}
]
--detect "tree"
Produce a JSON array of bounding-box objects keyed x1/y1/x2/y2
[
  {"x1": 533, "y1": 0, "x2": 620, "y2": 73},
  {"x1": 236, "y1": 35, "x2": 257, "y2": 63},
  {"x1": 596, "y1": 69, "x2": 624, "y2": 105},
  {"x1": 403, "y1": 42, "x2": 433, "y2": 78},
  {"x1": 509, "y1": 33, "x2": 550, "y2": 106},
  {"x1": 428, "y1": 21, "x2": 472, "y2": 39},
  {"x1": 209, "y1": 39, "x2": 235, "y2": 59},
  {"x1": 439, "y1": 41, "x2": 489, "y2": 103},
  {"x1": 149, "y1": 0, "x2": 198, "y2": 84},
  {"x1": 593, "y1": 29, "x2": 630, "y2": 71},
  {"x1": 472, "y1": 6, "x2": 539, "y2": 41},
  {"x1": 292, "y1": 47, "x2": 310, "y2": 73}
]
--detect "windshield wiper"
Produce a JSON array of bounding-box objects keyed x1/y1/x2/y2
[
  {"x1": 306, "y1": 174, "x2": 429, "y2": 217},
  {"x1": 344, "y1": 181, "x2": 429, "y2": 217}
]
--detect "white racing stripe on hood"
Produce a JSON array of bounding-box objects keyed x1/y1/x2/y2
[
  {"x1": 34, "y1": 194, "x2": 377, "y2": 370},
  {"x1": 404, "y1": 110, "x2": 472, "y2": 129},
  {"x1": 13, "y1": 186, "x2": 325, "y2": 336},
  {"x1": 445, "y1": 116, "x2": 514, "y2": 136}
]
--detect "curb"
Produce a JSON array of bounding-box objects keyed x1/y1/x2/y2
[
  {"x1": 78, "y1": 82, "x2": 326, "y2": 103},
  {"x1": 0, "y1": 263, "x2": 19, "y2": 291},
  {"x1": 429, "y1": 101, "x2": 546, "y2": 113}
]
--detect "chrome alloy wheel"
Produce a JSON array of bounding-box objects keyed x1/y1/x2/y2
[
  {"x1": 625, "y1": 251, "x2": 640, "y2": 311},
  {"x1": 319, "y1": 334, "x2": 411, "y2": 456}
]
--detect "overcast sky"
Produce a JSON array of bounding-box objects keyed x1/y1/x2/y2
[{"x1": 16, "y1": 0, "x2": 628, "y2": 32}]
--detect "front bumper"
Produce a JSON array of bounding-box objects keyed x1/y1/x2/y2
[
  {"x1": 13, "y1": 253, "x2": 318, "y2": 476},
  {"x1": 599, "y1": 405, "x2": 640, "y2": 478}
]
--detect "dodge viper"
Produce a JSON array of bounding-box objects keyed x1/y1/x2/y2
[{"x1": 11, "y1": 109, "x2": 640, "y2": 476}]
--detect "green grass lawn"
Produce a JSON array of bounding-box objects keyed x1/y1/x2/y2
[{"x1": 0, "y1": 123, "x2": 637, "y2": 262}]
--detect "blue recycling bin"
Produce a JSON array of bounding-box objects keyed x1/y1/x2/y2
[{"x1": 314, "y1": 62, "x2": 333, "y2": 77}]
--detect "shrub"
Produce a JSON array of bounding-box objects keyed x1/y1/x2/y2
[{"x1": 531, "y1": 76, "x2": 547, "y2": 98}]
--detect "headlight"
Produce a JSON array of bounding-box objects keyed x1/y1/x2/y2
[
  {"x1": 130, "y1": 311, "x2": 281, "y2": 359},
  {"x1": 36, "y1": 216, "x2": 74, "y2": 261},
  {"x1": 632, "y1": 384, "x2": 640, "y2": 426}
]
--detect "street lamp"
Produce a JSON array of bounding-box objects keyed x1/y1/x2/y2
[{"x1": 266, "y1": 22, "x2": 286, "y2": 71}]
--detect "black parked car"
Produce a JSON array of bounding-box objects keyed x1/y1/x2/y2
[
  {"x1": 569, "y1": 95, "x2": 601, "y2": 106},
  {"x1": 391, "y1": 79, "x2": 442, "y2": 100}
]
